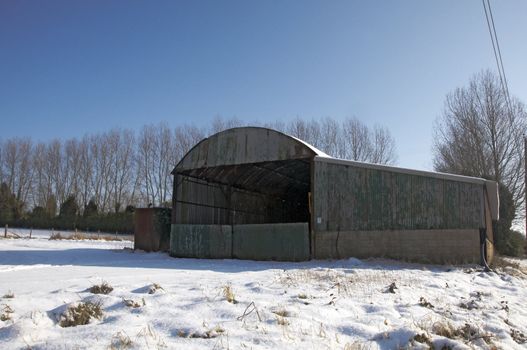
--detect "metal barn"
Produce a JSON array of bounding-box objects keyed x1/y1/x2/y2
[{"x1": 170, "y1": 127, "x2": 499, "y2": 264}]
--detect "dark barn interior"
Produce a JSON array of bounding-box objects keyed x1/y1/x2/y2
[{"x1": 173, "y1": 159, "x2": 311, "y2": 225}]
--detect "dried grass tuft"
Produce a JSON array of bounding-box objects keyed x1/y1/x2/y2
[
  {"x1": 271, "y1": 308, "x2": 290, "y2": 317},
  {"x1": 2, "y1": 291, "x2": 14, "y2": 299},
  {"x1": 412, "y1": 333, "x2": 433, "y2": 348},
  {"x1": 418, "y1": 297, "x2": 434, "y2": 309},
  {"x1": 343, "y1": 341, "x2": 372, "y2": 350},
  {"x1": 110, "y1": 331, "x2": 132, "y2": 349},
  {"x1": 511, "y1": 328, "x2": 527, "y2": 344},
  {"x1": 59, "y1": 301, "x2": 103, "y2": 327},
  {"x1": 49, "y1": 231, "x2": 124, "y2": 241},
  {"x1": 431, "y1": 321, "x2": 494, "y2": 344},
  {"x1": 177, "y1": 325, "x2": 225, "y2": 339},
  {"x1": 222, "y1": 285, "x2": 237, "y2": 304},
  {"x1": 89, "y1": 282, "x2": 114, "y2": 295},
  {"x1": 123, "y1": 298, "x2": 142, "y2": 308},
  {"x1": 148, "y1": 283, "x2": 164, "y2": 294},
  {"x1": 276, "y1": 316, "x2": 289, "y2": 326},
  {"x1": 0, "y1": 305, "x2": 13, "y2": 322}
]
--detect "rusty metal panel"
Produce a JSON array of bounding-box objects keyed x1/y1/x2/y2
[{"x1": 134, "y1": 208, "x2": 171, "y2": 252}]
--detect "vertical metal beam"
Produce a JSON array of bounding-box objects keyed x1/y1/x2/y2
[
  {"x1": 172, "y1": 172, "x2": 179, "y2": 225},
  {"x1": 309, "y1": 159, "x2": 315, "y2": 259}
]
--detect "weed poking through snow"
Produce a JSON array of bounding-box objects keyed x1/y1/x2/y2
[
  {"x1": 418, "y1": 297, "x2": 434, "y2": 309},
  {"x1": 386, "y1": 282, "x2": 397, "y2": 294},
  {"x1": 222, "y1": 285, "x2": 237, "y2": 304},
  {"x1": 177, "y1": 325, "x2": 225, "y2": 339},
  {"x1": 459, "y1": 299, "x2": 479, "y2": 310},
  {"x1": 1, "y1": 304, "x2": 14, "y2": 321},
  {"x1": 110, "y1": 331, "x2": 132, "y2": 349},
  {"x1": 49, "y1": 231, "x2": 124, "y2": 241},
  {"x1": 430, "y1": 321, "x2": 494, "y2": 345},
  {"x1": 511, "y1": 328, "x2": 527, "y2": 344},
  {"x1": 276, "y1": 316, "x2": 289, "y2": 326},
  {"x1": 271, "y1": 308, "x2": 290, "y2": 317},
  {"x1": 343, "y1": 341, "x2": 372, "y2": 350},
  {"x1": 89, "y1": 281, "x2": 114, "y2": 295},
  {"x1": 59, "y1": 301, "x2": 103, "y2": 327},
  {"x1": 2, "y1": 291, "x2": 14, "y2": 299},
  {"x1": 148, "y1": 283, "x2": 164, "y2": 294},
  {"x1": 412, "y1": 333, "x2": 433, "y2": 348},
  {"x1": 123, "y1": 298, "x2": 141, "y2": 308}
]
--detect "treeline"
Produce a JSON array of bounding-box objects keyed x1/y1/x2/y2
[{"x1": 0, "y1": 116, "x2": 397, "y2": 232}]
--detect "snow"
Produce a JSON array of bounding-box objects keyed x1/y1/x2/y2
[{"x1": 1, "y1": 229, "x2": 526, "y2": 349}]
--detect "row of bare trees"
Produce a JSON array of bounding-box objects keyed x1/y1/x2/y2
[{"x1": 0, "y1": 117, "x2": 397, "y2": 217}]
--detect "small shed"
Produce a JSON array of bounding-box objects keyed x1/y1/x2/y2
[
  {"x1": 170, "y1": 127, "x2": 498, "y2": 264},
  {"x1": 134, "y1": 208, "x2": 171, "y2": 252}
]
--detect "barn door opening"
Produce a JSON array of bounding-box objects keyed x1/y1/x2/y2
[{"x1": 171, "y1": 158, "x2": 311, "y2": 260}]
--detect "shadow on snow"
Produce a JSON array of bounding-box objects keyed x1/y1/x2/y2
[{"x1": 0, "y1": 247, "x2": 458, "y2": 273}]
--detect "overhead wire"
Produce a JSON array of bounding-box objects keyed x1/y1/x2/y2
[{"x1": 482, "y1": 0, "x2": 514, "y2": 116}]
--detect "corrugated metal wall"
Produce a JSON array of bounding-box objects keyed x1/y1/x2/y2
[
  {"x1": 313, "y1": 160, "x2": 484, "y2": 232},
  {"x1": 170, "y1": 223, "x2": 310, "y2": 261}
]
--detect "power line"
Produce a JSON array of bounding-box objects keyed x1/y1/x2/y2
[
  {"x1": 482, "y1": 0, "x2": 514, "y2": 115},
  {"x1": 486, "y1": 0, "x2": 513, "y2": 108}
]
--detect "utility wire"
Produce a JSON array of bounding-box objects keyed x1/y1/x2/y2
[
  {"x1": 487, "y1": 0, "x2": 513, "y2": 108},
  {"x1": 482, "y1": 0, "x2": 514, "y2": 116}
]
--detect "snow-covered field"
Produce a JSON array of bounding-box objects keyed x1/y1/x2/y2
[{"x1": 1, "y1": 230, "x2": 526, "y2": 349}]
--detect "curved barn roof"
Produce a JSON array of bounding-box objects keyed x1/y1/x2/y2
[
  {"x1": 174, "y1": 126, "x2": 327, "y2": 172},
  {"x1": 173, "y1": 126, "x2": 498, "y2": 219}
]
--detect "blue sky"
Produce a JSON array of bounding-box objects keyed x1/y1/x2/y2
[{"x1": 1, "y1": 0, "x2": 526, "y2": 170}]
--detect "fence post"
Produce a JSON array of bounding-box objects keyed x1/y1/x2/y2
[
  {"x1": 30, "y1": 228, "x2": 32, "y2": 239},
  {"x1": 4, "y1": 224, "x2": 7, "y2": 238}
]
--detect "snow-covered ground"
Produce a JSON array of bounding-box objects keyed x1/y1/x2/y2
[{"x1": 1, "y1": 230, "x2": 526, "y2": 349}]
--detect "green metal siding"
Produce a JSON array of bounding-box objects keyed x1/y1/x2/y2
[
  {"x1": 313, "y1": 161, "x2": 484, "y2": 232},
  {"x1": 170, "y1": 224, "x2": 232, "y2": 258},
  {"x1": 170, "y1": 223, "x2": 309, "y2": 261},
  {"x1": 232, "y1": 223, "x2": 309, "y2": 261}
]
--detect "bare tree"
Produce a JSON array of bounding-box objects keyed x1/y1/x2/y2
[
  {"x1": 342, "y1": 117, "x2": 372, "y2": 162},
  {"x1": 370, "y1": 125, "x2": 397, "y2": 165},
  {"x1": 108, "y1": 129, "x2": 135, "y2": 212},
  {"x1": 78, "y1": 135, "x2": 94, "y2": 212},
  {"x1": 210, "y1": 116, "x2": 244, "y2": 134},
  {"x1": 174, "y1": 124, "x2": 205, "y2": 161},
  {"x1": 433, "y1": 70, "x2": 527, "y2": 222},
  {"x1": 136, "y1": 122, "x2": 178, "y2": 207},
  {"x1": 319, "y1": 117, "x2": 345, "y2": 158},
  {"x1": 32, "y1": 142, "x2": 52, "y2": 210},
  {"x1": 0, "y1": 138, "x2": 33, "y2": 215}
]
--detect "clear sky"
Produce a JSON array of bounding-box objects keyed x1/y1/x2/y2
[{"x1": 1, "y1": 0, "x2": 526, "y2": 170}]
